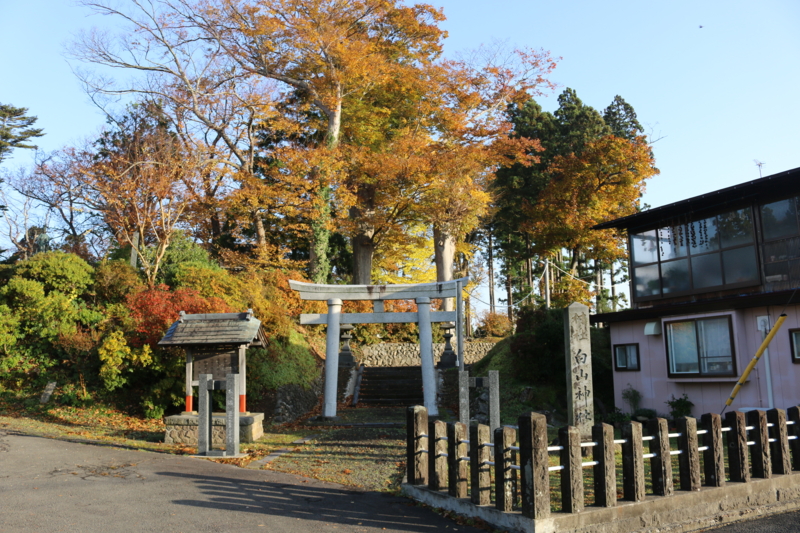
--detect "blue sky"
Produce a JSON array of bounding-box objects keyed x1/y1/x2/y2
[{"x1": 1, "y1": 0, "x2": 799, "y2": 311}]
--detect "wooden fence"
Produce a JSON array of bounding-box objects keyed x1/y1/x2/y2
[{"x1": 406, "y1": 405, "x2": 800, "y2": 517}]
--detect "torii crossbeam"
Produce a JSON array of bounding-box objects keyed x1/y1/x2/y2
[{"x1": 289, "y1": 277, "x2": 468, "y2": 418}]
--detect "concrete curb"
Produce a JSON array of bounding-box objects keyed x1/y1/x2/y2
[{"x1": 403, "y1": 472, "x2": 800, "y2": 533}]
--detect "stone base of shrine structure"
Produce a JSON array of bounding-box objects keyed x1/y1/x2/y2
[{"x1": 164, "y1": 412, "x2": 264, "y2": 445}]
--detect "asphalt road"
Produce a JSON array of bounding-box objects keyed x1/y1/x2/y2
[{"x1": 0, "y1": 430, "x2": 482, "y2": 533}]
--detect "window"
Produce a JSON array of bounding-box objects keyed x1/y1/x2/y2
[
  {"x1": 789, "y1": 329, "x2": 800, "y2": 364},
  {"x1": 631, "y1": 207, "x2": 758, "y2": 300},
  {"x1": 761, "y1": 196, "x2": 800, "y2": 292},
  {"x1": 614, "y1": 344, "x2": 640, "y2": 371},
  {"x1": 665, "y1": 316, "x2": 736, "y2": 377}
]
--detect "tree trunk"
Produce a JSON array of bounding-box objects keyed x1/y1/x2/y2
[
  {"x1": 487, "y1": 233, "x2": 495, "y2": 314},
  {"x1": 349, "y1": 184, "x2": 376, "y2": 285},
  {"x1": 254, "y1": 212, "x2": 267, "y2": 248},
  {"x1": 433, "y1": 225, "x2": 456, "y2": 312},
  {"x1": 505, "y1": 235, "x2": 514, "y2": 324},
  {"x1": 310, "y1": 186, "x2": 331, "y2": 283},
  {"x1": 595, "y1": 259, "x2": 602, "y2": 311},
  {"x1": 610, "y1": 262, "x2": 617, "y2": 312},
  {"x1": 351, "y1": 232, "x2": 375, "y2": 285},
  {"x1": 129, "y1": 230, "x2": 139, "y2": 269},
  {"x1": 525, "y1": 235, "x2": 533, "y2": 289}
]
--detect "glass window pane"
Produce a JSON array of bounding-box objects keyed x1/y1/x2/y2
[
  {"x1": 667, "y1": 321, "x2": 699, "y2": 374},
  {"x1": 689, "y1": 216, "x2": 719, "y2": 254},
  {"x1": 691, "y1": 253, "x2": 723, "y2": 289},
  {"x1": 722, "y1": 246, "x2": 759, "y2": 285},
  {"x1": 615, "y1": 346, "x2": 628, "y2": 368},
  {"x1": 659, "y1": 225, "x2": 688, "y2": 260},
  {"x1": 633, "y1": 264, "x2": 660, "y2": 298},
  {"x1": 718, "y1": 208, "x2": 754, "y2": 248},
  {"x1": 615, "y1": 345, "x2": 638, "y2": 369},
  {"x1": 697, "y1": 317, "x2": 733, "y2": 375},
  {"x1": 631, "y1": 230, "x2": 658, "y2": 265},
  {"x1": 791, "y1": 331, "x2": 800, "y2": 362},
  {"x1": 661, "y1": 259, "x2": 690, "y2": 294},
  {"x1": 763, "y1": 236, "x2": 800, "y2": 264},
  {"x1": 761, "y1": 199, "x2": 798, "y2": 240},
  {"x1": 627, "y1": 345, "x2": 638, "y2": 369}
]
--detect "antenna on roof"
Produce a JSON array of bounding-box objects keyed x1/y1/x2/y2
[{"x1": 754, "y1": 159, "x2": 765, "y2": 178}]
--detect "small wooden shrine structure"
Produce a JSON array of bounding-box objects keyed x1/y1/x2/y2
[
  {"x1": 289, "y1": 277, "x2": 467, "y2": 418},
  {"x1": 158, "y1": 310, "x2": 265, "y2": 413}
]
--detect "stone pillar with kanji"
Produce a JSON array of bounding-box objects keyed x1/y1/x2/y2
[{"x1": 564, "y1": 302, "x2": 594, "y2": 438}]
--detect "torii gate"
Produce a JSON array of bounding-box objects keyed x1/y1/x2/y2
[{"x1": 289, "y1": 277, "x2": 468, "y2": 418}]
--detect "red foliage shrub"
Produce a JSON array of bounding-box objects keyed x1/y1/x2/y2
[{"x1": 126, "y1": 284, "x2": 232, "y2": 347}]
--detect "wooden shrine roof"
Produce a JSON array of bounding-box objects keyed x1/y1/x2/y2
[{"x1": 158, "y1": 310, "x2": 264, "y2": 347}]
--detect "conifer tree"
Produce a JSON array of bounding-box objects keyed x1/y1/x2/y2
[{"x1": 0, "y1": 104, "x2": 44, "y2": 163}]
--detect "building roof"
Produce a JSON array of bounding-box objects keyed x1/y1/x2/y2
[
  {"x1": 158, "y1": 310, "x2": 264, "y2": 347},
  {"x1": 592, "y1": 166, "x2": 800, "y2": 232},
  {"x1": 591, "y1": 288, "x2": 800, "y2": 324}
]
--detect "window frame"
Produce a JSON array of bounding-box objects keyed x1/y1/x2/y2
[
  {"x1": 613, "y1": 343, "x2": 640, "y2": 371},
  {"x1": 664, "y1": 315, "x2": 738, "y2": 378},
  {"x1": 630, "y1": 207, "x2": 760, "y2": 302},
  {"x1": 789, "y1": 329, "x2": 800, "y2": 365},
  {"x1": 759, "y1": 196, "x2": 800, "y2": 292}
]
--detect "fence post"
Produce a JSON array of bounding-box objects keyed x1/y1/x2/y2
[
  {"x1": 700, "y1": 413, "x2": 725, "y2": 487},
  {"x1": 560, "y1": 426, "x2": 583, "y2": 513},
  {"x1": 519, "y1": 412, "x2": 550, "y2": 518},
  {"x1": 470, "y1": 424, "x2": 491, "y2": 505},
  {"x1": 788, "y1": 406, "x2": 800, "y2": 471},
  {"x1": 622, "y1": 421, "x2": 645, "y2": 502},
  {"x1": 428, "y1": 420, "x2": 447, "y2": 490},
  {"x1": 676, "y1": 416, "x2": 700, "y2": 491},
  {"x1": 495, "y1": 426, "x2": 516, "y2": 512},
  {"x1": 407, "y1": 406, "x2": 428, "y2": 485},
  {"x1": 725, "y1": 411, "x2": 750, "y2": 482},
  {"x1": 592, "y1": 423, "x2": 616, "y2": 507},
  {"x1": 489, "y1": 370, "x2": 500, "y2": 432},
  {"x1": 767, "y1": 408, "x2": 791, "y2": 475},
  {"x1": 447, "y1": 422, "x2": 468, "y2": 498},
  {"x1": 648, "y1": 418, "x2": 674, "y2": 496},
  {"x1": 747, "y1": 409, "x2": 771, "y2": 479}
]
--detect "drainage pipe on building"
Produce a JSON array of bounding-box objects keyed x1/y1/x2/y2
[{"x1": 721, "y1": 313, "x2": 787, "y2": 415}]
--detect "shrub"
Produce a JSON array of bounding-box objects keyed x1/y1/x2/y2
[
  {"x1": 94, "y1": 260, "x2": 144, "y2": 304},
  {"x1": 665, "y1": 393, "x2": 694, "y2": 419},
  {"x1": 125, "y1": 285, "x2": 232, "y2": 347},
  {"x1": 13, "y1": 251, "x2": 94, "y2": 298},
  {"x1": 621, "y1": 383, "x2": 642, "y2": 414},
  {"x1": 172, "y1": 264, "x2": 247, "y2": 311},
  {"x1": 476, "y1": 310, "x2": 513, "y2": 338}
]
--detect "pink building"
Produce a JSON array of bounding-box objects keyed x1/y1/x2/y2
[{"x1": 592, "y1": 166, "x2": 800, "y2": 416}]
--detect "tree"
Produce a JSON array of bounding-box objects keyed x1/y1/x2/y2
[
  {"x1": 603, "y1": 95, "x2": 644, "y2": 141},
  {"x1": 80, "y1": 102, "x2": 202, "y2": 285},
  {"x1": 8, "y1": 148, "x2": 105, "y2": 260},
  {"x1": 492, "y1": 90, "x2": 652, "y2": 310},
  {"x1": 0, "y1": 104, "x2": 44, "y2": 163},
  {"x1": 522, "y1": 134, "x2": 658, "y2": 305}
]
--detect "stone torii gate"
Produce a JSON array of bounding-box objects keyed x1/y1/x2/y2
[{"x1": 289, "y1": 277, "x2": 468, "y2": 418}]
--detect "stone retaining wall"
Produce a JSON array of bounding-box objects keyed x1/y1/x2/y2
[
  {"x1": 360, "y1": 342, "x2": 496, "y2": 367},
  {"x1": 164, "y1": 413, "x2": 264, "y2": 445},
  {"x1": 272, "y1": 375, "x2": 324, "y2": 424}
]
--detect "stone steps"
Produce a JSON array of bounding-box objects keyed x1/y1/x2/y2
[{"x1": 357, "y1": 366, "x2": 425, "y2": 406}]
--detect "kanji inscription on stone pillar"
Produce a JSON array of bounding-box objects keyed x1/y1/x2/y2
[{"x1": 564, "y1": 302, "x2": 594, "y2": 438}]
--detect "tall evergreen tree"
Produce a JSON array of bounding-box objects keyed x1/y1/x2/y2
[
  {"x1": 0, "y1": 104, "x2": 44, "y2": 163},
  {"x1": 602, "y1": 95, "x2": 644, "y2": 141}
]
